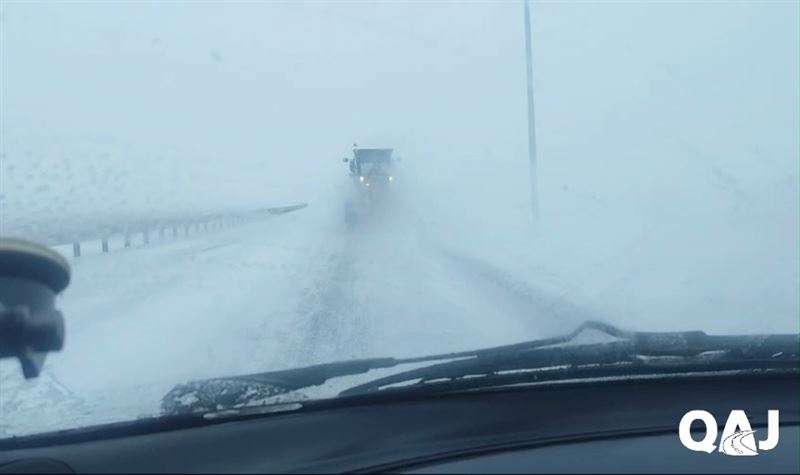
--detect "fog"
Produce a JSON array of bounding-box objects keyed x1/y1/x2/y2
[
  {"x1": 3, "y1": 2, "x2": 796, "y2": 225},
  {"x1": 0, "y1": 1, "x2": 798, "y2": 435}
]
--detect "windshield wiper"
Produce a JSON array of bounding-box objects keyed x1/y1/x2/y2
[
  {"x1": 162, "y1": 321, "x2": 633, "y2": 413},
  {"x1": 340, "y1": 324, "x2": 799, "y2": 396},
  {"x1": 161, "y1": 321, "x2": 614, "y2": 414},
  {"x1": 161, "y1": 321, "x2": 798, "y2": 414}
]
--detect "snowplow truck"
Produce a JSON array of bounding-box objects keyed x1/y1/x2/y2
[{"x1": 342, "y1": 147, "x2": 396, "y2": 224}]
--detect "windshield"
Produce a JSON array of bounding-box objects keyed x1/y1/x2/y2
[
  {"x1": 359, "y1": 160, "x2": 390, "y2": 176},
  {"x1": 0, "y1": 1, "x2": 797, "y2": 438}
]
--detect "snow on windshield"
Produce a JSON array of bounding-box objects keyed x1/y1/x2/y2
[{"x1": 0, "y1": 1, "x2": 797, "y2": 436}]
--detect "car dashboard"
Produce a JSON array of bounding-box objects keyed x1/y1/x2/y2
[{"x1": 0, "y1": 373, "x2": 797, "y2": 473}]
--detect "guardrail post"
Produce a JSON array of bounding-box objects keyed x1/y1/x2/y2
[{"x1": 50, "y1": 205, "x2": 307, "y2": 260}]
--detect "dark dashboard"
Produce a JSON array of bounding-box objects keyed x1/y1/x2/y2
[{"x1": 0, "y1": 373, "x2": 797, "y2": 473}]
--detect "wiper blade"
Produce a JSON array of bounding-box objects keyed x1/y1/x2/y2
[
  {"x1": 162, "y1": 358, "x2": 398, "y2": 414},
  {"x1": 161, "y1": 321, "x2": 616, "y2": 414},
  {"x1": 339, "y1": 323, "x2": 799, "y2": 397},
  {"x1": 162, "y1": 321, "x2": 798, "y2": 414}
]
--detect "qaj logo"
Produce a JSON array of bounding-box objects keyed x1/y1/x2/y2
[{"x1": 679, "y1": 410, "x2": 780, "y2": 456}]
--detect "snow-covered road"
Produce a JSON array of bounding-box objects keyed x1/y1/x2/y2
[
  {"x1": 0, "y1": 191, "x2": 591, "y2": 436},
  {"x1": 2, "y1": 171, "x2": 798, "y2": 437}
]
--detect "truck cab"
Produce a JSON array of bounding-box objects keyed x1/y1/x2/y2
[{"x1": 344, "y1": 147, "x2": 395, "y2": 190}]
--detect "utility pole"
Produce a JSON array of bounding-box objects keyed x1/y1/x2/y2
[{"x1": 523, "y1": 0, "x2": 539, "y2": 228}]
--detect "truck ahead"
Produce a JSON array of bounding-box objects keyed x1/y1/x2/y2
[{"x1": 342, "y1": 146, "x2": 397, "y2": 225}]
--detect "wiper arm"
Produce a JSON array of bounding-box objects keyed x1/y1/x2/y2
[
  {"x1": 162, "y1": 321, "x2": 798, "y2": 414},
  {"x1": 207, "y1": 321, "x2": 624, "y2": 387},
  {"x1": 339, "y1": 323, "x2": 799, "y2": 397},
  {"x1": 161, "y1": 321, "x2": 618, "y2": 414}
]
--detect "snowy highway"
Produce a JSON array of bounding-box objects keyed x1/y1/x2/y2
[
  {"x1": 2, "y1": 165, "x2": 797, "y2": 437},
  {"x1": 0, "y1": 189, "x2": 585, "y2": 435}
]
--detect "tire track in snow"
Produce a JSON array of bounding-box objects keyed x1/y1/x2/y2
[
  {"x1": 290, "y1": 239, "x2": 373, "y2": 366},
  {"x1": 435, "y1": 247, "x2": 605, "y2": 336}
]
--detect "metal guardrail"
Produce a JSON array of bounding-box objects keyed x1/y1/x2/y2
[
  {"x1": 254, "y1": 203, "x2": 309, "y2": 215},
  {"x1": 2, "y1": 203, "x2": 308, "y2": 258}
]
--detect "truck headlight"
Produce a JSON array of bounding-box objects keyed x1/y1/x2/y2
[
  {"x1": 388, "y1": 176, "x2": 394, "y2": 181},
  {"x1": 359, "y1": 176, "x2": 365, "y2": 182}
]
